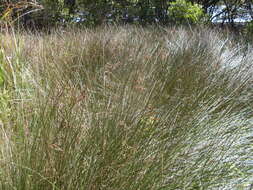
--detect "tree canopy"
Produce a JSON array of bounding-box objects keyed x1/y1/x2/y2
[{"x1": 1, "y1": 0, "x2": 253, "y2": 29}]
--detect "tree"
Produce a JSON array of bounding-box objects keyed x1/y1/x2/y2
[
  {"x1": 64, "y1": 0, "x2": 76, "y2": 14},
  {"x1": 1, "y1": 0, "x2": 253, "y2": 29}
]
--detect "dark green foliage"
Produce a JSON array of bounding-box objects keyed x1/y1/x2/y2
[{"x1": 1, "y1": 0, "x2": 253, "y2": 28}]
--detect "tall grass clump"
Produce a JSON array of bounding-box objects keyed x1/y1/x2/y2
[{"x1": 0, "y1": 25, "x2": 252, "y2": 189}]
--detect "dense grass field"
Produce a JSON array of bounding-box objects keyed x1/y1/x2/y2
[{"x1": 0, "y1": 26, "x2": 252, "y2": 189}]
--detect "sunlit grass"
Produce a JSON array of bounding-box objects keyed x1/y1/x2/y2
[{"x1": 0, "y1": 25, "x2": 252, "y2": 189}]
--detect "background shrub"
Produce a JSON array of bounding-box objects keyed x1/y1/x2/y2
[{"x1": 168, "y1": 0, "x2": 206, "y2": 25}]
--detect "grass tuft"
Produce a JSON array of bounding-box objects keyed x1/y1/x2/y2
[{"x1": 0, "y1": 25, "x2": 252, "y2": 189}]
